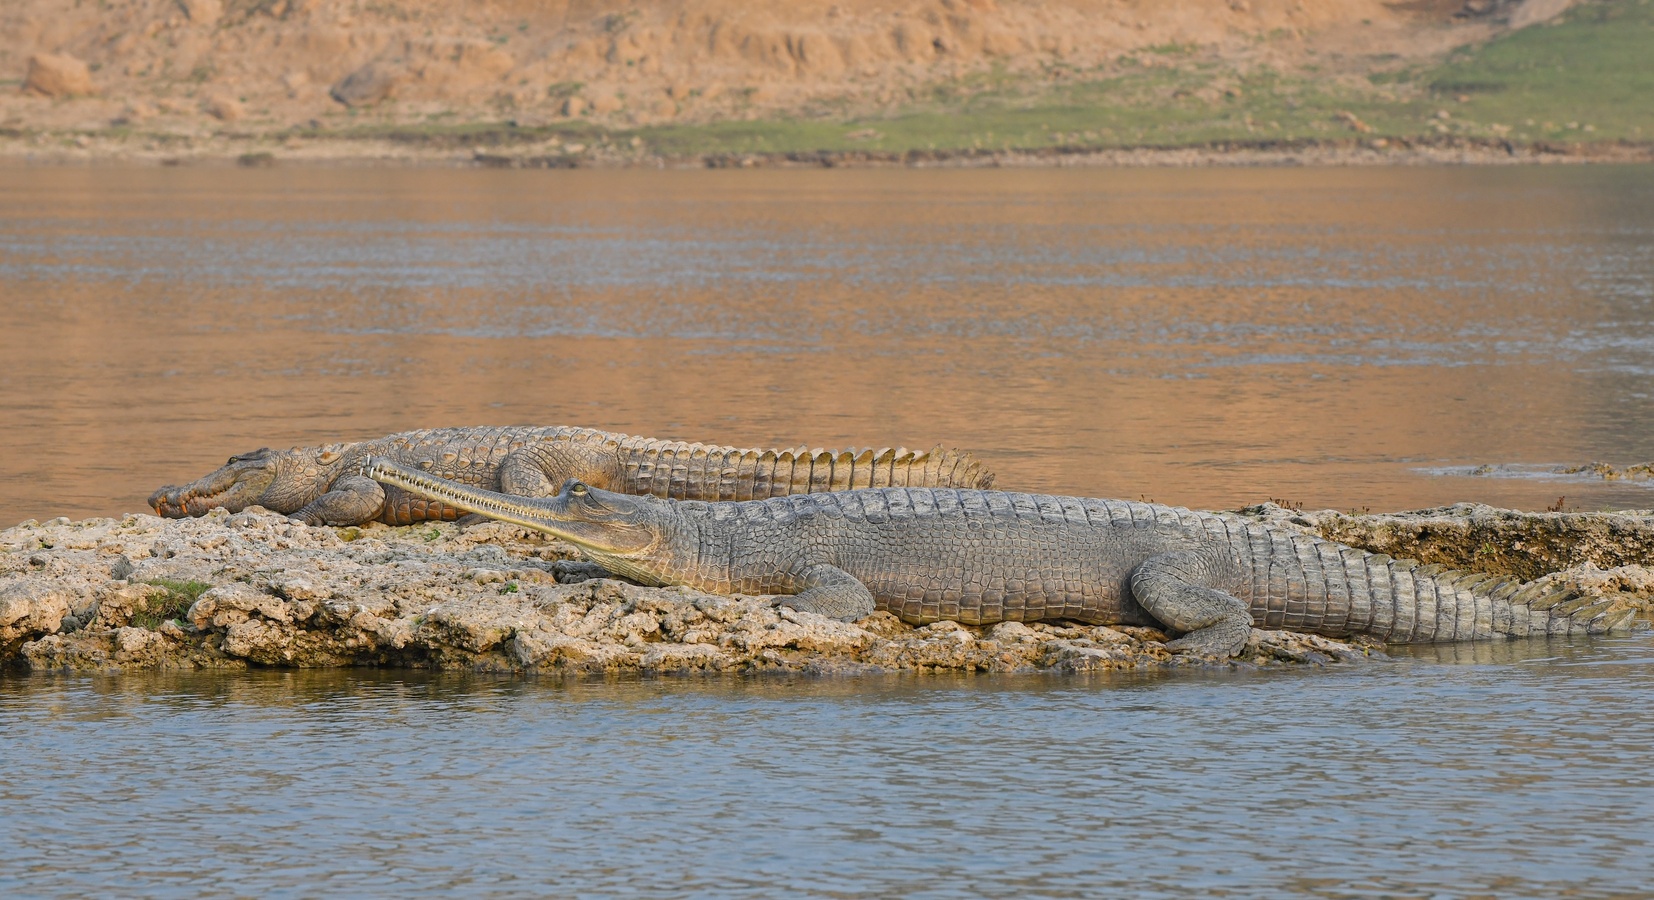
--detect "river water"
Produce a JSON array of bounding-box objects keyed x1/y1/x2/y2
[
  {"x1": 3, "y1": 165, "x2": 1654, "y2": 897},
  {"x1": 3, "y1": 165, "x2": 1654, "y2": 523},
  {"x1": 4, "y1": 640, "x2": 1654, "y2": 898}
]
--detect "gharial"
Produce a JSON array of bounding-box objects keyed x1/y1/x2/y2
[
  {"x1": 150, "y1": 426, "x2": 995, "y2": 527},
  {"x1": 366, "y1": 459, "x2": 1635, "y2": 657}
]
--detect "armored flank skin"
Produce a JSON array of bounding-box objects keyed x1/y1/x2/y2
[
  {"x1": 150, "y1": 426, "x2": 995, "y2": 527},
  {"x1": 366, "y1": 459, "x2": 1634, "y2": 656}
]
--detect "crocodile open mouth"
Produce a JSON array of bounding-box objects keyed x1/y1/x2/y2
[
  {"x1": 149, "y1": 485, "x2": 230, "y2": 517},
  {"x1": 149, "y1": 467, "x2": 275, "y2": 517}
]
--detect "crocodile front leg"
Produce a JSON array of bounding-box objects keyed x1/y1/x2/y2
[
  {"x1": 289, "y1": 475, "x2": 386, "y2": 526},
  {"x1": 1129, "y1": 548, "x2": 1255, "y2": 657},
  {"x1": 773, "y1": 564, "x2": 877, "y2": 621}
]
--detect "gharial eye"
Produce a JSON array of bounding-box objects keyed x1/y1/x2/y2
[{"x1": 570, "y1": 482, "x2": 589, "y2": 496}]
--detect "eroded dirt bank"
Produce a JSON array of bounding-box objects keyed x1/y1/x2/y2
[
  {"x1": 2, "y1": 0, "x2": 1533, "y2": 133},
  {"x1": 3, "y1": 503, "x2": 1649, "y2": 675},
  {"x1": 8, "y1": 0, "x2": 1642, "y2": 167}
]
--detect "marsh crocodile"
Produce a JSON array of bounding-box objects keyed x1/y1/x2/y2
[
  {"x1": 150, "y1": 426, "x2": 994, "y2": 527},
  {"x1": 365, "y1": 460, "x2": 1634, "y2": 656}
]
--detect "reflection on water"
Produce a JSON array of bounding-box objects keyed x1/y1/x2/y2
[
  {"x1": 3, "y1": 632, "x2": 1653, "y2": 897},
  {"x1": 2, "y1": 165, "x2": 1653, "y2": 524}
]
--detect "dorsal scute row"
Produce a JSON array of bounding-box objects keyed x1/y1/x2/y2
[
  {"x1": 729, "y1": 488, "x2": 1218, "y2": 532},
  {"x1": 373, "y1": 425, "x2": 575, "y2": 457},
  {"x1": 612, "y1": 437, "x2": 993, "y2": 500},
  {"x1": 365, "y1": 426, "x2": 571, "y2": 472}
]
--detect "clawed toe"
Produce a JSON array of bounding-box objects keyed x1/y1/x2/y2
[{"x1": 1164, "y1": 627, "x2": 1254, "y2": 659}]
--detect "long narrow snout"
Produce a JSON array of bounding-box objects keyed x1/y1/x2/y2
[
  {"x1": 368, "y1": 457, "x2": 665, "y2": 563},
  {"x1": 365, "y1": 457, "x2": 570, "y2": 535}
]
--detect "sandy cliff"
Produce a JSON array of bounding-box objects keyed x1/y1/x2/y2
[{"x1": 2, "y1": 0, "x2": 1571, "y2": 134}]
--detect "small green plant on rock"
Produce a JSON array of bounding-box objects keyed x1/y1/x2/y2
[{"x1": 133, "y1": 579, "x2": 211, "y2": 629}]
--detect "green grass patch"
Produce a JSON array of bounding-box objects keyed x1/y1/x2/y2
[
  {"x1": 627, "y1": 0, "x2": 1653, "y2": 156},
  {"x1": 1413, "y1": 0, "x2": 1654, "y2": 140},
  {"x1": 133, "y1": 579, "x2": 211, "y2": 629},
  {"x1": 309, "y1": 119, "x2": 610, "y2": 147}
]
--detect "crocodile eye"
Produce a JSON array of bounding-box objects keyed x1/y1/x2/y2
[{"x1": 570, "y1": 482, "x2": 589, "y2": 497}]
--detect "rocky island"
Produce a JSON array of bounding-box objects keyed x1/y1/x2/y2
[{"x1": 4, "y1": 502, "x2": 1649, "y2": 674}]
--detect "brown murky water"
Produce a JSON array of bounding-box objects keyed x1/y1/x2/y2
[
  {"x1": 6, "y1": 164, "x2": 1654, "y2": 897},
  {"x1": 5, "y1": 647, "x2": 1654, "y2": 897},
  {"x1": 2, "y1": 164, "x2": 1653, "y2": 525}
]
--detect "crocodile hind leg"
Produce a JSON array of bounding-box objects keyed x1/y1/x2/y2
[
  {"x1": 773, "y1": 564, "x2": 877, "y2": 622},
  {"x1": 289, "y1": 475, "x2": 386, "y2": 526},
  {"x1": 1129, "y1": 549, "x2": 1254, "y2": 657}
]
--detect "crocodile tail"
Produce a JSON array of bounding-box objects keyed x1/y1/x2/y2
[
  {"x1": 1245, "y1": 529, "x2": 1637, "y2": 642},
  {"x1": 615, "y1": 439, "x2": 997, "y2": 500},
  {"x1": 1496, "y1": 575, "x2": 1639, "y2": 638},
  {"x1": 1365, "y1": 557, "x2": 1636, "y2": 642},
  {"x1": 774, "y1": 445, "x2": 995, "y2": 495}
]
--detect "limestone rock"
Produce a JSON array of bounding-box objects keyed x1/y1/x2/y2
[
  {"x1": 203, "y1": 94, "x2": 245, "y2": 121},
  {"x1": 0, "y1": 578, "x2": 71, "y2": 650},
  {"x1": 330, "y1": 63, "x2": 402, "y2": 107},
  {"x1": 88, "y1": 583, "x2": 170, "y2": 629},
  {"x1": 22, "y1": 53, "x2": 96, "y2": 98},
  {"x1": 189, "y1": 582, "x2": 298, "y2": 629}
]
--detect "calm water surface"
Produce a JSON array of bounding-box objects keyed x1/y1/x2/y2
[
  {"x1": 4, "y1": 637, "x2": 1654, "y2": 898},
  {"x1": 4, "y1": 165, "x2": 1654, "y2": 898},
  {"x1": 2, "y1": 165, "x2": 1654, "y2": 522}
]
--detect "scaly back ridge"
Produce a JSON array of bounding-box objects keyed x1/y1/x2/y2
[{"x1": 613, "y1": 438, "x2": 996, "y2": 500}]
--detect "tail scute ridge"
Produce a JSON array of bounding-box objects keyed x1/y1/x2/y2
[{"x1": 615, "y1": 436, "x2": 996, "y2": 498}]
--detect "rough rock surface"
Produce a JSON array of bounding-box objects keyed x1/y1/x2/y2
[
  {"x1": 3, "y1": 503, "x2": 1649, "y2": 675},
  {"x1": 22, "y1": 52, "x2": 95, "y2": 98},
  {"x1": 201, "y1": 94, "x2": 244, "y2": 122},
  {"x1": 328, "y1": 62, "x2": 403, "y2": 108}
]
